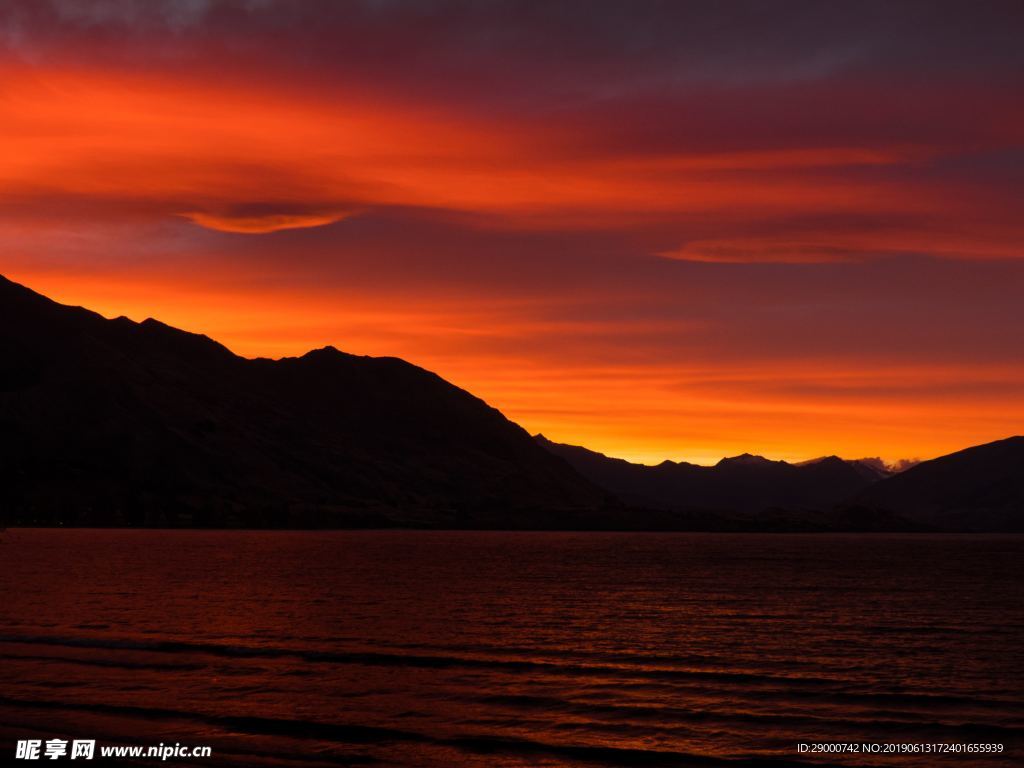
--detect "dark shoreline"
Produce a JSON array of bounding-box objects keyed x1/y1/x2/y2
[{"x1": 6, "y1": 524, "x2": 1015, "y2": 536}]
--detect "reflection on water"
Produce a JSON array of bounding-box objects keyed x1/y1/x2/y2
[{"x1": 1, "y1": 530, "x2": 1022, "y2": 766}]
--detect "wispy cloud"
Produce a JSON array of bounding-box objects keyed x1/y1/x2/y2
[{"x1": 181, "y1": 209, "x2": 352, "y2": 234}]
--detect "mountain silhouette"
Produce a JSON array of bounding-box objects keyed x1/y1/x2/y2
[
  {"x1": 2, "y1": 275, "x2": 1019, "y2": 531},
  {"x1": 855, "y1": 436, "x2": 1024, "y2": 531},
  {"x1": 534, "y1": 435, "x2": 887, "y2": 514},
  {"x1": 0, "y1": 275, "x2": 604, "y2": 527}
]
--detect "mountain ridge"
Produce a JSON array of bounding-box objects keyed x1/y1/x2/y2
[
  {"x1": 0, "y1": 274, "x2": 606, "y2": 528},
  {"x1": 534, "y1": 434, "x2": 888, "y2": 514},
  {"x1": 2, "y1": 275, "x2": 1020, "y2": 531},
  {"x1": 534, "y1": 434, "x2": 1023, "y2": 531},
  {"x1": 856, "y1": 436, "x2": 1024, "y2": 531}
]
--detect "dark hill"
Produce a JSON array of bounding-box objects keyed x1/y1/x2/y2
[
  {"x1": 535, "y1": 435, "x2": 885, "y2": 513},
  {"x1": 0, "y1": 275, "x2": 604, "y2": 528},
  {"x1": 855, "y1": 436, "x2": 1024, "y2": 531}
]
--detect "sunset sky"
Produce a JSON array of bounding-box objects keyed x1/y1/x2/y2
[{"x1": 2, "y1": 0, "x2": 1023, "y2": 465}]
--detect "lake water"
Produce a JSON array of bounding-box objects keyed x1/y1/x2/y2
[{"x1": 1, "y1": 530, "x2": 1022, "y2": 766}]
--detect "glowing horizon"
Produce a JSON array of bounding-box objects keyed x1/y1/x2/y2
[{"x1": 2, "y1": 1, "x2": 1022, "y2": 467}]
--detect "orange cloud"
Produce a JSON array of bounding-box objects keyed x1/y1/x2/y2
[
  {"x1": 663, "y1": 225, "x2": 1024, "y2": 264},
  {"x1": 0, "y1": 62, "x2": 1004, "y2": 232},
  {"x1": 181, "y1": 210, "x2": 352, "y2": 234}
]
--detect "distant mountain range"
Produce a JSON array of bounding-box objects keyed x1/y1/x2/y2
[
  {"x1": 534, "y1": 435, "x2": 887, "y2": 512},
  {"x1": 536, "y1": 435, "x2": 1024, "y2": 531},
  {"x1": 1, "y1": 274, "x2": 1021, "y2": 531}
]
